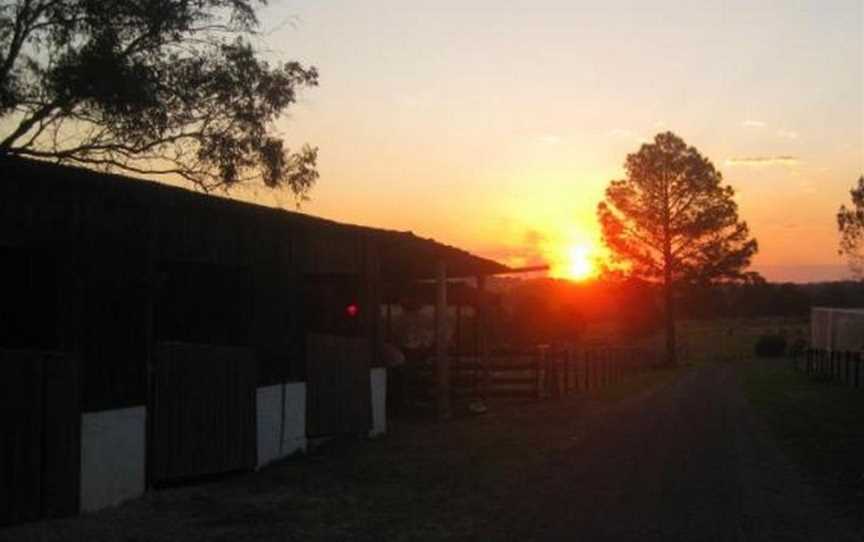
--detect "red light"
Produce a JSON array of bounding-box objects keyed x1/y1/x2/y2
[{"x1": 345, "y1": 303, "x2": 359, "y2": 318}]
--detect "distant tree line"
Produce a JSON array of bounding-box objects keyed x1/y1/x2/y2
[
  {"x1": 676, "y1": 280, "x2": 864, "y2": 320},
  {"x1": 490, "y1": 277, "x2": 864, "y2": 349}
]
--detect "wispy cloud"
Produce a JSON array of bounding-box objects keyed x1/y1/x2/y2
[
  {"x1": 776, "y1": 129, "x2": 799, "y2": 140},
  {"x1": 607, "y1": 128, "x2": 635, "y2": 138},
  {"x1": 537, "y1": 134, "x2": 562, "y2": 145},
  {"x1": 608, "y1": 128, "x2": 651, "y2": 144},
  {"x1": 483, "y1": 228, "x2": 549, "y2": 269},
  {"x1": 725, "y1": 156, "x2": 800, "y2": 166},
  {"x1": 798, "y1": 180, "x2": 817, "y2": 194},
  {"x1": 741, "y1": 120, "x2": 766, "y2": 128}
]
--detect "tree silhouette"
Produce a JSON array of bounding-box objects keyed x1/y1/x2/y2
[
  {"x1": 837, "y1": 175, "x2": 864, "y2": 276},
  {"x1": 0, "y1": 0, "x2": 318, "y2": 198},
  {"x1": 597, "y1": 132, "x2": 758, "y2": 365}
]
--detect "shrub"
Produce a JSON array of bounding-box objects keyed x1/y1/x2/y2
[{"x1": 754, "y1": 334, "x2": 787, "y2": 357}]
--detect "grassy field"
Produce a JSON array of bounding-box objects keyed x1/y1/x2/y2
[
  {"x1": 739, "y1": 357, "x2": 864, "y2": 524},
  {"x1": 676, "y1": 317, "x2": 809, "y2": 364},
  {"x1": 580, "y1": 316, "x2": 810, "y2": 366}
]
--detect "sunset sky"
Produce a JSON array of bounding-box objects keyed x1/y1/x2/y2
[{"x1": 254, "y1": 0, "x2": 862, "y2": 282}]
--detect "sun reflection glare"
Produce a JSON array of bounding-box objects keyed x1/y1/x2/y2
[{"x1": 564, "y1": 243, "x2": 597, "y2": 281}]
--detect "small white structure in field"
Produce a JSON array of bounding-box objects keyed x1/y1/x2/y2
[{"x1": 811, "y1": 307, "x2": 864, "y2": 352}]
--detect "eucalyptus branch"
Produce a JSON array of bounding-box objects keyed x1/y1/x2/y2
[{"x1": 0, "y1": 0, "x2": 318, "y2": 200}]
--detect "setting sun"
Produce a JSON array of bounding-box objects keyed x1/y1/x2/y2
[{"x1": 566, "y1": 244, "x2": 596, "y2": 281}]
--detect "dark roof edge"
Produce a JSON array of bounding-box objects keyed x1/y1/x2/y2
[{"x1": 2, "y1": 156, "x2": 512, "y2": 276}]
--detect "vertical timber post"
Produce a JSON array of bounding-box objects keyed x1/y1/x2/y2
[
  {"x1": 385, "y1": 302, "x2": 392, "y2": 343},
  {"x1": 856, "y1": 351, "x2": 861, "y2": 388},
  {"x1": 476, "y1": 275, "x2": 489, "y2": 401},
  {"x1": 143, "y1": 205, "x2": 159, "y2": 490},
  {"x1": 435, "y1": 261, "x2": 450, "y2": 420}
]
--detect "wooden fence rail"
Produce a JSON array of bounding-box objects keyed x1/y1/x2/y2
[
  {"x1": 401, "y1": 346, "x2": 661, "y2": 411},
  {"x1": 797, "y1": 348, "x2": 863, "y2": 388}
]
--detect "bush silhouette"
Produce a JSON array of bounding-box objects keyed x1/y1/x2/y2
[{"x1": 754, "y1": 334, "x2": 787, "y2": 357}]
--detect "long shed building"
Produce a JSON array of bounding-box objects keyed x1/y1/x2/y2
[{"x1": 0, "y1": 157, "x2": 510, "y2": 525}]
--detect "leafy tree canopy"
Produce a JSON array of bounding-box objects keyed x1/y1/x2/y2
[
  {"x1": 837, "y1": 175, "x2": 864, "y2": 276},
  {"x1": 0, "y1": 0, "x2": 318, "y2": 198},
  {"x1": 598, "y1": 132, "x2": 758, "y2": 285}
]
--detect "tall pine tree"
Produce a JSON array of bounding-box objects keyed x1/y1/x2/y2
[{"x1": 598, "y1": 132, "x2": 758, "y2": 365}]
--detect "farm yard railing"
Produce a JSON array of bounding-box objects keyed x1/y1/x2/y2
[
  {"x1": 528, "y1": 346, "x2": 663, "y2": 400},
  {"x1": 797, "y1": 349, "x2": 864, "y2": 388},
  {"x1": 399, "y1": 346, "x2": 662, "y2": 413}
]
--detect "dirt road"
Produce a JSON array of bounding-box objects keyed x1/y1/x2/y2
[
  {"x1": 3, "y1": 363, "x2": 859, "y2": 541},
  {"x1": 505, "y1": 362, "x2": 859, "y2": 541}
]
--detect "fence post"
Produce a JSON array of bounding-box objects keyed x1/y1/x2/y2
[
  {"x1": 834, "y1": 351, "x2": 840, "y2": 381},
  {"x1": 845, "y1": 351, "x2": 851, "y2": 386},
  {"x1": 856, "y1": 352, "x2": 861, "y2": 389},
  {"x1": 565, "y1": 347, "x2": 572, "y2": 394},
  {"x1": 594, "y1": 349, "x2": 599, "y2": 388},
  {"x1": 550, "y1": 349, "x2": 561, "y2": 399},
  {"x1": 598, "y1": 349, "x2": 603, "y2": 387},
  {"x1": 434, "y1": 260, "x2": 450, "y2": 421},
  {"x1": 824, "y1": 350, "x2": 829, "y2": 378},
  {"x1": 846, "y1": 351, "x2": 850, "y2": 385},
  {"x1": 609, "y1": 348, "x2": 614, "y2": 384},
  {"x1": 607, "y1": 348, "x2": 612, "y2": 386},
  {"x1": 602, "y1": 349, "x2": 608, "y2": 387},
  {"x1": 535, "y1": 347, "x2": 545, "y2": 401},
  {"x1": 582, "y1": 349, "x2": 587, "y2": 390},
  {"x1": 833, "y1": 349, "x2": 839, "y2": 382},
  {"x1": 625, "y1": 348, "x2": 631, "y2": 377},
  {"x1": 835, "y1": 351, "x2": 840, "y2": 381}
]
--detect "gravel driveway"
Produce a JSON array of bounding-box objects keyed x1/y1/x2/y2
[{"x1": 2, "y1": 362, "x2": 858, "y2": 541}]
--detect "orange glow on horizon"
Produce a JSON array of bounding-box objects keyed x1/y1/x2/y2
[
  {"x1": 551, "y1": 242, "x2": 600, "y2": 281},
  {"x1": 568, "y1": 245, "x2": 594, "y2": 280}
]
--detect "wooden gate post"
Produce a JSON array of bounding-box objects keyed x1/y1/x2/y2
[
  {"x1": 535, "y1": 346, "x2": 545, "y2": 400},
  {"x1": 855, "y1": 352, "x2": 861, "y2": 388},
  {"x1": 435, "y1": 261, "x2": 450, "y2": 420},
  {"x1": 476, "y1": 274, "x2": 489, "y2": 400},
  {"x1": 845, "y1": 351, "x2": 851, "y2": 386}
]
